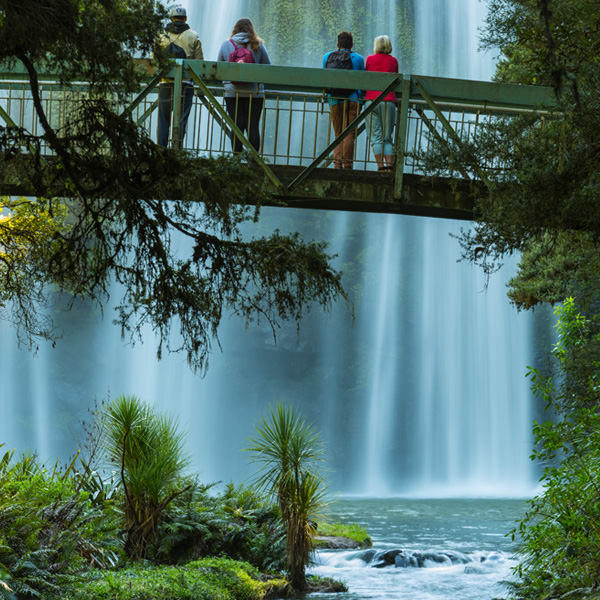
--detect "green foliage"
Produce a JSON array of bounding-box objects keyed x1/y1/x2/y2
[
  {"x1": 247, "y1": 403, "x2": 329, "y2": 591},
  {"x1": 100, "y1": 395, "x2": 190, "y2": 560},
  {"x1": 509, "y1": 409, "x2": 600, "y2": 600},
  {"x1": 64, "y1": 558, "x2": 290, "y2": 600},
  {"x1": 527, "y1": 298, "x2": 600, "y2": 413},
  {"x1": 314, "y1": 521, "x2": 372, "y2": 547},
  {"x1": 0, "y1": 198, "x2": 71, "y2": 344},
  {"x1": 154, "y1": 482, "x2": 287, "y2": 572},
  {"x1": 0, "y1": 0, "x2": 349, "y2": 373},
  {"x1": 483, "y1": 0, "x2": 600, "y2": 91},
  {"x1": 0, "y1": 436, "x2": 289, "y2": 598},
  {"x1": 415, "y1": 0, "x2": 600, "y2": 311},
  {"x1": 0, "y1": 447, "x2": 121, "y2": 599},
  {"x1": 509, "y1": 301, "x2": 600, "y2": 600}
]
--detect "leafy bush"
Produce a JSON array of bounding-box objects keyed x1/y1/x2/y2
[
  {"x1": 509, "y1": 300, "x2": 600, "y2": 600},
  {"x1": 154, "y1": 481, "x2": 286, "y2": 572},
  {"x1": 64, "y1": 558, "x2": 290, "y2": 600},
  {"x1": 100, "y1": 395, "x2": 191, "y2": 560},
  {"x1": 0, "y1": 446, "x2": 121, "y2": 599}
]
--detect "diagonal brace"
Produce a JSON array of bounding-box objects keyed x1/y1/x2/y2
[
  {"x1": 186, "y1": 63, "x2": 283, "y2": 191},
  {"x1": 0, "y1": 103, "x2": 46, "y2": 160},
  {"x1": 121, "y1": 67, "x2": 170, "y2": 119},
  {"x1": 288, "y1": 77, "x2": 401, "y2": 192},
  {"x1": 414, "y1": 77, "x2": 491, "y2": 187},
  {"x1": 414, "y1": 105, "x2": 471, "y2": 181}
]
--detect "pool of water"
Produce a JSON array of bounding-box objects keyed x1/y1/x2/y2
[{"x1": 304, "y1": 498, "x2": 526, "y2": 600}]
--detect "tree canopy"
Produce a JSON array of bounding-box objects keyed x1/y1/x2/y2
[
  {"x1": 453, "y1": 4, "x2": 600, "y2": 599},
  {"x1": 436, "y1": 0, "x2": 600, "y2": 311},
  {"x1": 0, "y1": 0, "x2": 348, "y2": 372}
]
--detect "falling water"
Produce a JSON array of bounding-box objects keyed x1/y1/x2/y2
[
  {"x1": 0, "y1": 0, "x2": 536, "y2": 497},
  {"x1": 415, "y1": 0, "x2": 495, "y2": 79}
]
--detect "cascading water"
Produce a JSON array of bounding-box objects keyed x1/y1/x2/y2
[
  {"x1": 415, "y1": 0, "x2": 495, "y2": 79},
  {"x1": 0, "y1": 0, "x2": 536, "y2": 500}
]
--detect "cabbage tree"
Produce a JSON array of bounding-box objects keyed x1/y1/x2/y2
[
  {"x1": 101, "y1": 395, "x2": 190, "y2": 559},
  {"x1": 247, "y1": 403, "x2": 329, "y2": 591}
]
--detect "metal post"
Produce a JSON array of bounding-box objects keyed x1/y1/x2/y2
[
  {"x1": 172, "y1": 61, "x2": 184, "y2": 148},
  {"x1": 394, "y1": 76, "x2": 411, "y2": 200}
]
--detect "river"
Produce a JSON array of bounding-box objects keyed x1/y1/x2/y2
[{"x1": 305, "y1": 498, "x2": 523, "y2": 600}]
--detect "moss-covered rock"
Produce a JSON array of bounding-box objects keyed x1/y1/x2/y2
[
  {"x1": 64, "y1": 558, "x2": 289, "y2": 600},
  {"x1": 314, "y1": 522, "x2": 372, "y2": 549}
]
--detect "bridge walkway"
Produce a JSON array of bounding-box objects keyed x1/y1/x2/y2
[{"x1": 0, "y1": 60, "x2": 555, "y2": 219}]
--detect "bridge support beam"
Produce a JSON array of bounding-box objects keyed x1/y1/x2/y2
[
  {"x1": 268, "y1": 166, "x2": 480, "y2": 220},
  {"x1": 394, "y1": 76, "x2": 411, "y2": 200}
]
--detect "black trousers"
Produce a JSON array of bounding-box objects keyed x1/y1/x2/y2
[{"x1": 224, "y1": 96, "x2": 264, "y2": 153}]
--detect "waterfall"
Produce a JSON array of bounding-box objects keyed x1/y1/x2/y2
[{"x1": 0, "y1": 0, "x2": 536, "y2": 497}]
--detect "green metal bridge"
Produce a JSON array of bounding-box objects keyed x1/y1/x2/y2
[{"x1": 0, "y1": 60, "x2": 555, "y2": 220}]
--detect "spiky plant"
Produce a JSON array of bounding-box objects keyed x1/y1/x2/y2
[
  {"x1": 101, "y1": 395, "x2": 190, "y2": 559},
  {"x1": 246, "y1": 403, "x2": 329, "y2": 591}
]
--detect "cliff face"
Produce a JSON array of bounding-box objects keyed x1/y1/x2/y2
[{"x1": 244, "y1": 0, "x2": 416, "y2": 71}]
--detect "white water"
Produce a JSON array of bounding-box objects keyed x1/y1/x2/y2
[{"x1": 307, "y1": 498, "x2": 522, "y2": 600}]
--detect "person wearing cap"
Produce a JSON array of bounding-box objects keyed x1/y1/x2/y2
[{"x1": 154, "y1": 6, "x2": 204, "y2": 148}]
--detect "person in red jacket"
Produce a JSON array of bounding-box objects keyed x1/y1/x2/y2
[{"x1": 365, "y1": 35, "x2": 399, "y2": 171}]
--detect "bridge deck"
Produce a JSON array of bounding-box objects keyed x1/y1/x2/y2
[{"x1": 0, "y1": 60, "x2": 554, "y2": 219}]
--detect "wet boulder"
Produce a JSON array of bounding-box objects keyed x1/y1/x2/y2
[
  {"x1": 394, "y1": 552, "x2": 418, "y2": 568},
  {"x1": 359, "y1": 549, "x2": 377, "y2": 564},
  {"x1": 372, "y1": 549, "x2": 401, "y2": 568}
]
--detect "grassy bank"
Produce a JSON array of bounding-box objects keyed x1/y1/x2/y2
[
  {"x1": 63, "y1": 559, "x2": 289, "y2": 600},
  {"x1": 315, "y1": 522, "x2": 372, "y2": 547}
]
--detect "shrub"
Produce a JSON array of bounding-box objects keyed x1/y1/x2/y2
[
  {"x1": 154, "y1": 481, "x2": 286, "y2": 572},
  {"x1": 509, "y1": 300, "x2": 600, "y2": 600},
  {"x1": 100, "y1": 395, "x2": 191, "y2": 560},
  {"x1": 63, "y1": 558, "x2": 290, "y2": 600},
  {"x1": 0, "y1": 446, "x2": 121, "y2": 599}
]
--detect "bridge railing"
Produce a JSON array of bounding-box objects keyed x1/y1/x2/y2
[{"x1": 0, "y1": 60, "x2": 555, "y2": 197}]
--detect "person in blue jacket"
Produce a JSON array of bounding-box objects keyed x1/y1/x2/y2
[{"x1": 323, "y1": 31, "x2": 364, "y2": 169}]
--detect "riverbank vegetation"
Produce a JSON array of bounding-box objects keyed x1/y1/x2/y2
[
  {"x1": 247, "y1": 403, "x2": 330, "y2": 591},
  {"x1": 506, "y1": 300, "x2": 600, "y2": 600},
  {"x1": 314, "y1": 522, "x2": 373, "y2": 548},
  {"x1": 0, "y1": 397, "x2": 349, "y2": 599}
]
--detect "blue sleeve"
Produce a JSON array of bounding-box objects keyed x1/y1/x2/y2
[
  {"x1": 323, "y1": 52, "x2": 331, "y2": 68},
  {"x1": 352, "y1": 53, "x2": 365, "y2": 71}
]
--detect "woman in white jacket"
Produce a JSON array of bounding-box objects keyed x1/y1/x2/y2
[{"x1": 217, "y1": 18, "x2": 271, "y2": 153}]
